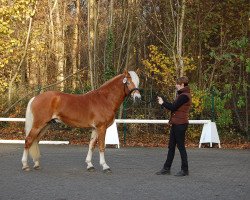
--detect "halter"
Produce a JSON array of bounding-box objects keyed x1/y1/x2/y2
[
  {"x1": 123, "y1": 76, "x2": 140, "y2": 96},
  {"x1": 128, "y1": 87, "x2": 140, "y2": 96}
]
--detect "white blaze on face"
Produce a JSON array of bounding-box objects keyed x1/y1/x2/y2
[{"x1": 128, "y1": 71, "x2": 141, "y2": 100}]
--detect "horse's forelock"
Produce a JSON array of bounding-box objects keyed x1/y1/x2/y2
[{"x1": 128, "y1": 71, "x2": 139, "y2": 88}]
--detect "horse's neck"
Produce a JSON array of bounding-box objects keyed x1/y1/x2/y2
[{"x1": 97, "y1": 75, "x2": 127, "y2": 111}]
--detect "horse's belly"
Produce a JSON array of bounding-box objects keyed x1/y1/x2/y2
[{"x1": 56, "y1": 115, "x2": 92, "y2": 128}]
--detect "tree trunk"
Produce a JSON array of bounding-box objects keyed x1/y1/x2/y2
[
  {"x1": 177, "y1": 0, "x2": 186, "y2": 77},
  {"x1": 125, "y1": 21, "x2": 132, "y2": 70},
  {"x1": 47, "y1": 0, "x2": 58, "y2": 89},
  {"x1": 117, "y1": 12, "x2": 130, "y2": 73},
  {"x1": 88, "y1": 0, "x2": 95, "y2": 90},
  {"x1": 104, "y1": 0, "x2": 114, "y2": 71},
  {"x1": 55, "y1": 0, "x2": 65, "y2": 90},
  {"x1": 93, "y1": 0, "x2": 100, "y2": 87},
  {"x1": 72, "y1": 0, "x2": 80, "y2": 90}
]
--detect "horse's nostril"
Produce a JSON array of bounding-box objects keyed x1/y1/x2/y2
[{"x1": 134, "y1": 95, "x2": 141, "y2": 102}]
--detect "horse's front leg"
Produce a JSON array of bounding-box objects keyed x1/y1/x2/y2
[
  {"x1": 85, "y1": 129, "x2": 98, "y2": 171},
  {"x1": 97, "y1": 126, "x2": 111, "y2": 173}
]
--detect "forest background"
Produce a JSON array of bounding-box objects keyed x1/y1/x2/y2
[{"x1": 0, "y1": 0, "x2": 249, "y2": 148}]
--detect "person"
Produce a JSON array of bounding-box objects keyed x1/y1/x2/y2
[{"x1": 156, "y1": 76, "x2": 192, "y2": 176}]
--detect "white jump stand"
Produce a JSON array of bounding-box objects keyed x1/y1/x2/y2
[
  {"x1": 199, "y1": 121, "x2": 221, "y2": 148},
  {"x1": 105, "y1": 122, "x2": 120, "y2": 148}
]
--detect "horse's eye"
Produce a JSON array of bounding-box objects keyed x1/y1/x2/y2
[{"x1": 127, "y1": 81, "x2": 131, "y2": 85}]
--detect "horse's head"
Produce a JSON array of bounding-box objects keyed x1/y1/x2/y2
[{"x1": 123, "y1": 70, "x2": 141, "y2": 101}]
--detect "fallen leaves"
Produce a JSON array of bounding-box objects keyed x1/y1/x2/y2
[{"x1": 0, "y1": 126, "x2": 249, "y2": 149}]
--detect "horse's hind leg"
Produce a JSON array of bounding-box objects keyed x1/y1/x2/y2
[
  {"x1": 22, "y1": 122, "x2": 47, "y2": 171},
  {"x1": 29, "y1": 139, "x2": 40, "y2": 169},
  {"x1": 32, "y1": 124, "x2": 50, "y2": 169},
  {"x1": 85, "y1": 129, "x2": 98, "y2": 171},
  {"x1": 22, "y1": 97, "x2": 50, "y2": 171},
  {"x1": 22, "y1": 127, "x2": 41, "y2": 171},
  {"x1": 28, "y1": 123, "x2": 50, "y2": 170},
  {"x1": 22, "y1": 149, "x2": 30, "y2": 171}
]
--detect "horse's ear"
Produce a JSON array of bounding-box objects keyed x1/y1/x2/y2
[{"x1": 123, "y1": 69, "x2": 129, "y2": 76}]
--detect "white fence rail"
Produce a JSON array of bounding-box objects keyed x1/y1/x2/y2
[
  {"x1": 115, "y1": 119, "x2": 211, "y2": 124},
  {"x1": 0, "y1": 118, "x2": 221, "y2": 148},
  {"x1": 113, "y1": 119, "x2": 221, "y2": 148},
  {"x1": 0, "y1": 118, "x2": 26, "y2": 122}
]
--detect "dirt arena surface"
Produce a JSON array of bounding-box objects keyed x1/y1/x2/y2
[{"x1": 0, "y1": 144, "x2": 249, "y2": 200}]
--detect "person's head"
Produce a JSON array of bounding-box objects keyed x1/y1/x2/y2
[{"x1": 175, "y1": 76, "x2": 189, "y2": 91}]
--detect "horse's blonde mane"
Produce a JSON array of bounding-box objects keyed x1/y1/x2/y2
[{"x1": 129, "y1": 71, "x2": 139, "y2": 88}]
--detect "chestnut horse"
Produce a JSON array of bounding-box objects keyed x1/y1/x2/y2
[{"x1": 21, "y1": 70, "x2": 141, "y2": 173}]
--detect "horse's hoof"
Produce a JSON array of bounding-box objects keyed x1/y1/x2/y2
[
  {"x1": 87, "y1": 166, "x2": 95, "y2": 172},
  {"x1": 103, "y1": 168, "x2": 112, "y2": 174},
  {"x1": 33, "y1": 165, "x2": 40, "y2": 170},
  {"x1": 22, "y1": 166, "x2": 30, "y2": 171}
]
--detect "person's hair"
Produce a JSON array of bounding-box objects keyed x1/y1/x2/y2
[{"x1": 176, "y1": 76, "x2": 189, "y2": 86}]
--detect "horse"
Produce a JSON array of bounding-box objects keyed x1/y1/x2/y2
[{"x1": 21, "y1": 70, "x2": 141, "y2": 173}]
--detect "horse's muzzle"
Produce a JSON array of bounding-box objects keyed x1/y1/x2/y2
[{"x1": 133, "y1": 93, "x2": 141, "y2": 101}]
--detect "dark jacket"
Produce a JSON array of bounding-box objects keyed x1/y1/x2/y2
[{"x1": 162, "y1": 86, "x2": 192, "y2": 125}]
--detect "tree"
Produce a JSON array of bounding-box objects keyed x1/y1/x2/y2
[
  {"x1": 0, "y1": 0, "x2": 37, "y2": 105},
  {"x1": 140, "y1": 0, "x2": 188, "y2": 77},
  {"x1": 87, "y1": 0, "x2": 97, "y2": 89}
]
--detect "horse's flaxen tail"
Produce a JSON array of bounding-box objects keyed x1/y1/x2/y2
[
  {"x1": 25, "y1": 97, "x2": 40, "y2": 161},
  {"x1": 25, "y1": 97, "x2": 35, "y2": 136}
]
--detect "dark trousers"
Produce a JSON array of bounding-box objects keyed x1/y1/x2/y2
[{"x1": 163, "y1": 124, "x2": 188, "y2": 171}]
